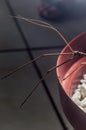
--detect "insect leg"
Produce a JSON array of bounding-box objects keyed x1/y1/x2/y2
[
  {"x1": 1, "y1": 52, "x2": 73, "y2": 79},
  {"x1": 12, "y1": 15, "x2": 74, "y2": 53},
  {"x1": 20, "y1": 56, "x2": 74, "y2": 108}
]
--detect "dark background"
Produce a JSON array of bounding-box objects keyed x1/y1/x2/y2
[{"x1": 0, "y1": 0, "x2": 86, "y2": 129}]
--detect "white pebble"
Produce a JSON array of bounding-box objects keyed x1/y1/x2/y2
[
  {"x1": 77, "y1": 84, "x2": 82, "y2": 89},
  {"x1": 71, "y1": 73, "x2": 86, "y2": 113},
  {"x1": 80, "y1": 83, "x2": 86, "y2": 89},
  {"x1": 78, "y1": 105, "x2": 84, "y2": 111},
  {"x1": 80, "y1": 79, "x2": 86, "y2": 84},
  {"x1": 72, "y1": 91, "x2": 81, "y2": 100},
  {"x1": 79, "y1": 85, "x2": 86, "y2": 98},
  {"x1": 83, "y1": 108, "x2": 86, "y2": 113},
  {"x1": 72, "y1": 97, "x2": 81, "y2": 106},
  {"x1": 74, "y1": 88, "x2": 80, "y2": 93},
  {"x1": 81, "y1": 97, "x2": 86, "y2": 108}
]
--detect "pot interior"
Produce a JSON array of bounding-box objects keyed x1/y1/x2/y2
[
  {"x1": 62, "y1": 57, "x2": 86, "y2": 96},
  {"x1": 56, "y1": 32, "x2": 86, "y2": 97}
]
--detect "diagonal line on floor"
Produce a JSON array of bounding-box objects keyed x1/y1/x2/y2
[{"x1": 5, "y1": 0, "x2": 68, "y2": 129}]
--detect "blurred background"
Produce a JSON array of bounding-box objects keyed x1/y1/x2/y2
[{"x1": 0, "y1": 0, "x2": 86, "y2": 130}]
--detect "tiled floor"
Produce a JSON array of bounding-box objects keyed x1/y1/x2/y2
[{"x1": 0, "y1": 0, "x2": 86, "y2": 130}]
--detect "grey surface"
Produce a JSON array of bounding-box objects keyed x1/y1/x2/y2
[
  {"x1": 0, "y1": 52, "x2": 63, "y2": 130},
  {"x1": 0, "y1": 0, "x2": 66, "y2": 130},
  {"x1": 0, "y1": 0, "x2": 86, "y2": 130},
  {"x1": 7, "y1": 0, "x2": 86, "y2": 47},
  {"x1": 32, "y1": 49, "x2": 73, "y2": 129},
  {"x1": 0, "y1": 0, "x2": 25, "y2": 49}
]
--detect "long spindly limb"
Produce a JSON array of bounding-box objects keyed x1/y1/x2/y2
[
  {"x1": 20, "y1": 56, "x2": 74, "y2": 108},
  {"x1": 1, "y1": 52, "x2": 73, "y2": 80},
  {"x1": 12, "y1": 15, "x2": 74, "y2": 53}
]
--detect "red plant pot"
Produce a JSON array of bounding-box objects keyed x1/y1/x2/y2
[{"x1": 56, "y1": 32, "x2": 86, "y2": 130}]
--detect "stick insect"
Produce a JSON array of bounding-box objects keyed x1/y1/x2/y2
[{"x1": 1, "y1": 15, "x2": 86, "y2": 108}]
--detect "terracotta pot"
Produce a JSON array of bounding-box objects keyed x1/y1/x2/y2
[{"x1": 56, "y1": 32, "x2": 86, "y2": 130}]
